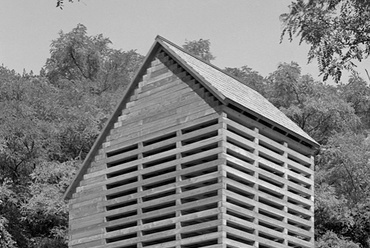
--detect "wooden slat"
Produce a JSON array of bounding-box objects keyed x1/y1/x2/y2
[
  {"x1": 223, "y1": 226, "x2": 257, "y2": 245},
  {"x1": 223, "y1": 111, "x2": 316, "y2": 156},
  {"x1": 69, "y1": 215, "x2": 105, "y2": 230},
  {"x1": 225, "y1": 149, "x2": 313, "y2": 207},
  {"x1": 70, "y1": 239, "x2": 104, "y2": 248},
  {"x1": 225, "y1": 239, "x2": 255, "y2": 248},
  {"x1": 83, "y1": 135, "x2": 221, "y2": 182},
  {"x1": 69, "y1": 202, "x2": 103, "y2": 219},
  {"x1": 72, "y1": 147, "x2": 223, "y2": 204},
  {"x1": 71, "y1": 197, "x2": 221, "y2": 247},
  {"x1": 104, "y1": 183, "x2": 221, "y2": 219},
  {"x1": 119, "y1": 85, "x2": 195, "y2": 125},
  {"x1": 71, "y1": 173, "x2": 222, "y2": 224},
  {"x1": 225, "y1": 147, "x2": 313, "y2": 192},
  {"x1": 224, "y1": 126, "x2": 313, "y2": 175},
  {"x1": 103, "y1": 160, "x2": 220, "y2": 208},
  {"x1": 106, "y1": 208, "x2": 219, "y2": 235},
  {"x1": 70, "y1": 227, "x2": 104, "y2": 241},
  {"x1": 105, "y1": 112, "x2": 219, "y2": 154},
  {"x1": 70, "y1": 196, "x2": 104, "y2": 209},
  {"x1": 106, "y1": 104, "x2": 217, "y2": 148}
]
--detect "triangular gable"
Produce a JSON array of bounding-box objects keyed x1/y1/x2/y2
[{"x1": 64, "y1": 36, "x2": 318, "y2": 200}]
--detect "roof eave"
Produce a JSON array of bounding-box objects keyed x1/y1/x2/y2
[{"x1": 225, "y1": 98, "x2": 320, "y2": 150}]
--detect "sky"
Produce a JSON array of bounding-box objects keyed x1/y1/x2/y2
[{"x1": 1, "y1": 0, "x2": 368, "y2": 81}]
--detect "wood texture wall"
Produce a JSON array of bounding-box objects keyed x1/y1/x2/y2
[
  {"x1": 220, "y1": 107, "x2": 314, "y2": 248},
  {"x1": 68, "y1": 49, "x2": 314, "y2": 248},
  {"x1": 68, "y1": 50, "x2": 222, "y2": 248}
]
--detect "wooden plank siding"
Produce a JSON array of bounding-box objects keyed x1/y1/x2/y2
[
  {"x1": 68, "y1": 50, "x2": 223, "y2": 248},
  {"x1": 68, "y1": 47, "x2": 315, "y2": 247},
  {"x1": 220, "y1": 108, "x2": 314, "y2": 248}
]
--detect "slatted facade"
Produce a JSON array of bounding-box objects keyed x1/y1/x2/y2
[{"x1": 65, "y1": 37, "x2": 318, "y2": 248}]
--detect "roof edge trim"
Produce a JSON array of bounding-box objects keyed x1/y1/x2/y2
[
  {"x1": 156, "y1": 36, "x2": 267, "y2": 94},
  {"x1": 225, "y1": 98, "x2": 320, "y2": 149},
  {"x1": 156, "y1": 36, "x2": 227, "y2": 103}
]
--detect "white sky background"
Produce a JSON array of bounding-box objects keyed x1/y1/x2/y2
[{"x1": 1, "y1": 0, "x2": 368, "y2": 82}]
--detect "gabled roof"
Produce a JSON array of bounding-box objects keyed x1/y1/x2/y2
[
  {"x1": 156, "y1": 36, "x2": 318, "y2": 145},
  {"x1": 64, "y1": 36, "x2": 319, "y2": 200}
]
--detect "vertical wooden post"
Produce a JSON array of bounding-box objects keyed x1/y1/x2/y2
[
  {"x1": 137, "y1": 141, "x2": 144, "y2": 248},
  {"x1": 218, "y1": 113, "x2": 227, "y2": 248},
  {"x1": 175, "y1": 130, "x2": 182, "y2": 247},
  {"x1": 253, "y1": 127, "x2": 259, "y2": 248},
  {"x1": 283, "y1": 141, "x2": 289, "y2": 246}
]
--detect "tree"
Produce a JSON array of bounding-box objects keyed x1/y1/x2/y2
[
  {"x1": 0, "y1": 65, "x2": 102, "y2": 247},
  {"x1": 224, "y1": 66, "x2": 267, "y2": 95},
  {"x1": 0, "y1": 180, "x2": 23, "y2": 248},
  {"x1": 316, "y1": 231, "x2": 360, "y2": 248},
  {"x1": 0, "y1": 217, "x2": 17, "y2": 248},
  {"x1": 338, "y1": 75, "x2": 370, "y2": 128},
  {"x1": 280, "y1": 0, "x2": 370, "y2": 82},
  {"x1": 315, "y1": 133, "x2": 370, "y2": 246},
  {"x1": 183, "y1": 38, "x2": 216, "y2": 63},
  {"x1": 45, "y1": 24, "x2": 144, "y2": 95},
  {"x1": 0, "y1": 24, "x2": 146, "y2": 247},
  {"x1": 45, "y1": 24, "x2": 110, "y2": 84},
  {"x1": 266, "y1": 62, "x2": 360, "y2": 143},
  {"x1": 0, "y1": 68, "x2": 43, "y2": 182},
  {"x1": 21, "y1": 160, "x2": 79, "y2": 247}
]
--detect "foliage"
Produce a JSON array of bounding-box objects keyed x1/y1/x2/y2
[
  {"x1": 316, "y1": 231, "x2": 360, "y2": 248},
  {"x1": 266, "y1": 62, "x2": 360, "y2": 143},
  {"x1": 45, "y1": 24, "x2": 143, "y2": 95},
  {"x1": 45, "y1": 24, "x2": 108, "y2": 83},
  {"x1": 280, "y1": 0, "x2": 370, "y2": 82},
  {"x1": 21, "y1": 160, "x2": 79, "y2": 247},
  {"x1": 0, "y1": 24, "x2": 144, "y2": 247},
  {"x1": 315, "y1": 133, "x2": 370, "y2": 246},
  {"x1": 263, "y1": 61, "x2": 370, "y2": 245},
  {"x1": 0, "y1": 217, "x2": 17, "y2": 248},
  {"x1": 182, "y1": 38, "x2": 216, "y2": 63},
  {"x1": 2, "y1": 24, "x2": 370, "y2": 246},
  {"x1": 224, "y1": 66, "x2": 267, "y2": 95},
  {"x1": 0, "y1": 180, "x2": 20, "y2": 248},
  {"x1": 319, "y1": 133, "x2": 370, "y2": 205},
  {"x1": 338, "y1": 75, "x2": 370, "y2": 128},
  {"x1": 0, "y1": 179, "x2": 28, "y2": 247}
]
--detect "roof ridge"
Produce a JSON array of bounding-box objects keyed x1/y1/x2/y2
[
  {"x1": 156, "y1": 35, "x2": 218, "y2": 69},
  {"x1": 156, "y1": 36, "x2": 267, "y2": 97}
]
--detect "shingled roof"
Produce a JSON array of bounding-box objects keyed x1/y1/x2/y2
[
  {"x1": 157, "y1": 36, "x2": 318, "y2": 145},
  {"x1": 64, "y1": 36, "x2": 318, "y2": 200}
]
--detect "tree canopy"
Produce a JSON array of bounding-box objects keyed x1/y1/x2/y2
[
  {"x1": 0, "y1": 25, "x2": 144, "y2": 247},
  {"x1": 280, "y1": 0, "x2": 370, "y2": 82},
  {"x1": 182, "y1": 38, "x2": 216, "y2": 63},
  {"x1": 2, "y1": 24, "x2": 370, "y2": 247}
]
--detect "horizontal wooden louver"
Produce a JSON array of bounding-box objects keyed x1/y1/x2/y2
[
  {"x1": 68, "y1": 48, "x2": 314, "y2": 248},
  {"x1": 223, "y1": 113, "x2": 314, "y2": 248},
  {"x1": 103, "y1": 116, "x2": 223, "y2": 248}
]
